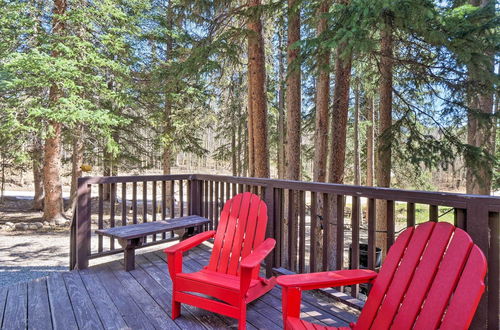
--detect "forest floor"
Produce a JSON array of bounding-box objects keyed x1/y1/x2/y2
[{"x1": 0, "y1": 193, "x2": 71, "y2": 287}]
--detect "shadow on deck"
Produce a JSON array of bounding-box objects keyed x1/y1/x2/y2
[{"x1": 0, "y1": 243, "x2": 359, "y2": 329}]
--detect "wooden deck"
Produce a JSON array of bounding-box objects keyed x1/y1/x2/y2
[{"x1": 0, "y1": 243, "x2": 358, "y2": 329}]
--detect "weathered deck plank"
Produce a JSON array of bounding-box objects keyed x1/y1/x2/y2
[
  {"x1": 27, "y1": 278, "x2": 52, "y2": 330},
  {"x1": 93, "y1": 265, "x2": 156, "y2": 330},
  {"x1": 79, "y1": 269, "x2": 128, "y2": 330},
  {"x1": 0, "y1": 286, "x2": 8, "y2": 328},
  {"x1": 47, "y1": 273, "x2": 79, "y2": 330},
  {"x1": 3, "y1": 282, "x2": 27, "y2": 330},
  {"x1": 1, "y1": 245, "x2": 358, "y2": 330},
  {"x1": 62, "y1": 272, "x2": 104, "y2": 330},
  {"x1": 107, "y1": 262, "x2": 181, "y2": 329}
]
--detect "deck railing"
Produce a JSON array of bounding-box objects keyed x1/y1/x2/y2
[{"x1": 71, "y1": 174, "x2": 499, "y2": 329}]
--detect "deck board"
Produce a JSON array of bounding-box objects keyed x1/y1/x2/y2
[
  {"x1": 0, "y1": 245, "x2": 358, "y2": 329},
  {"x1": 62, "y1": 272, "x2": 104, "y2": 330},
  {"x1": 79, "y1": 268, "x2": 128, "y2": 330},
  {"x1": 47, "y1": 273, "x2": 79, "y2": 330},
  {"x1": 27, "y1": 278, "x2": 52, "y2": 330},
  {"x1": 0, "y1": 285, "x2": 8, "y2": 328},
  {"x1": 3, "y1": 282, "x2": 27, "y2": 330}
]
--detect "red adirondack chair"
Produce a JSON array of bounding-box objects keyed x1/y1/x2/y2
[
  {"x1": 278, "y1": 221, "x2": 487, "y2": 330},
  {"x1": 164, "y1": 192, "x2": 276, "y2": 329}
]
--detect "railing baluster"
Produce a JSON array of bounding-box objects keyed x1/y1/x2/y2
[
  {"x1": 274, "y1": 188, "x2": 282, "y2": 267},
  {"x1": 142, "y1": 181, "x2": 147, "y2": 244},
  {"x1": 209, "y1": 180, "x2": 213, "y2": 224},
  {"x1": 214, "y1": 181, "x2": 219, "y2": 229},
  {"x1": 226, "y1": 182, "x2": 231, "y2": 200},
  {"x1": 336, "y1": 194, "x2": 344, "y2": 271},
  {"x1": 288, "y1": 189, "x2": 297, "y2": 271},
  {"x1": 407, "y1": 202, "x2": 415, "y2": 227},
  {"x1": 322, "y1": 193, "x2": 330, "y2": 271},
  {"x1": 152, "y1": 181, "x2": 157, "y2": 241},
  {"x1": 142, "y1": 181, "x2": 147, "y2": 223},
  {"x1": 387, "y1": 200, "x2": 395, "y2": 249},
  {"x1": 121, "y1": 183, "x2": 126, "y2": 228},
  {"x1": 351, "y1": 195, "x2": 360, "y2": 297},
  {"x1": 454, "y1": 208, "x2": 466, "y2": 229},
  {"x1": 132, "y1": 182, "x2": 137, "y2": 224},
  {"x1": 170, "y1": 180, "x2": 175, "y2": 219},
  {"x1": 429, "y1": 204, "x2": 438, "y2": 222},
  {"x1": 204, "y1": 180, "x2": 209, "y2": 218},
  {"x1": 186, "y1": 180, "x2": 191, "y2": 216},
  {"x1": 179, "y1": 180, "x2": 184, "y2": 218},
  {"x1": 98, "y1": 184, "x2": 103, "y2": 253},
  {"x1": 367, "y1": 198, "x2": 376, "y2": 270},
  {"x1": 161, "y1": 181, "x2": 166, "y2": 239},
  {"x1": 110, "y1": 183, "x2": 116, "y2": 250},
  {"x1": 310, "y1": 191, "x2": 318, "y2": 273},
  {"x1": 299, "y1": 190, "x2": 306, "y2": 273}
]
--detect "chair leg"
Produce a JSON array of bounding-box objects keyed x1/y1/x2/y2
[
  {"x1": 238, "y1": 304, "x2": 247, "y2": 330},
  {"x1": 172, "y1": 297, "x2": 181, "y2": 319}
]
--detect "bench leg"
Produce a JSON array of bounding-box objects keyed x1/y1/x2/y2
[
  {"x1": 124, "y1": 246, "x2": 135, "y2": 271},
  {"x1": 118, "y1": 238, "x2": 142, "y2": 271}
]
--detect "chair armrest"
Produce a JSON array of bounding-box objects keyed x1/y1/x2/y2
[
  {"x1": 240, "y1": 238, "x2": 275, "y2": 295},
  {"x1": 164, "y1": 230, "x2": 216, "y2": 255},
  {"x1": 277, "y1": 269, "x2": 377, "y2": 291},
  {"x1": 240, "y1": 238, "x2": 276, "y2": 270}
]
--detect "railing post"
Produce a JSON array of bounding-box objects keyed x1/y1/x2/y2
[
  {"x1": 189, "y1": 178, "x2": 202, "y2": 216},
  {"x1": 488, "y1": 211, "x2": 499, "y2": 330},
  {"x1": 467, "y1": 199, "x2": 489, "y2": 330},
  {"x1": 76, "y1": 178, "x2": 91, "y2": 270},
  {"x1": 264, "y1": 184, "x2": 275, "y2": 277}
]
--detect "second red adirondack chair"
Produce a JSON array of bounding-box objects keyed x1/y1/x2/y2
[
  {"x1": 164, "y1": 192, "x2": 276, "y2": 329},
  {"x1": 278, "y1": 221, "x2": 487, "y2": 330}
]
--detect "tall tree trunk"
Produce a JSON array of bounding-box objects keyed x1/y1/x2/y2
[
  {"x1": 376, "y1": 13, "x2": 394, "y2": 256},
  {"x1": 313, "y1": 0, "x2": 331, "y2": 184},
  {"x1": 247, "y1": 0, "x2": 269, "y2": 178},
  {"x1": 328, "y1": 49, "x2": 352, "y2": 184},
  {"x1": 32, "y1": 137, "x2": 44, "y2": 210},
  {"x1": 354, "y1": 80, "x2": 361, "y2": 186},
  {"x1": 277, "y1": 23, "x2": 286, "y2": 179},
  {"x1": 466, "y1": 0, "x2": 495, "y2": 195},
  {"x1": 43, "y1": 0, "x2": 67, "y2": 223},
  {"x1": 69, "y1": 125, "x2": 84, "y2": 211},
  {"x1": 365, "y1": 96, "x2": 374, "y2": 187},
  {"x1": 163, "y1": 0, "x2": 174, "y2": 177},
  {"x1": 285, "y1": 0, "x2": 301, "y2": 181},
  {"x1": 311, "y1": 0, "x2": 331, "y2": 272}
]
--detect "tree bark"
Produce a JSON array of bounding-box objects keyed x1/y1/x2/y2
[
  {"x1": 285, "y1": 0, "x2": 301, "y2": 181},
  {"x1": 277, "y1": 23, "x2": 286, "y2": 179},
  {"x1": 311, "y1": 0, "x2": 331, "y2": 272},
  {"x1": 43, "y1": 0, "x2": 67, "y2": 223},
  {"x1": 312, "y1": 0, "x2": 331, "y2": 184},
  {"x1": 466, "y1": 0, "x2": 495, "y2": 195},
  {"x1": 32, "y1": 137, "x2": 44, "y2": 210},
  {"x1": 69, "y1": 125, "x2": 84, "y2": 211},
  {"x1": 354, "y1": 80, "x2": 361, "y2": 186},
  {"x1": 366, "y1": 96, "x2": 375, "y2": 186},
  {"x1": 376, "y1": 12, "x2": 394, "y2": 256},
  {"x1": 247, "y1": 0, "x2": 269, "y2": 178},
  {"x1": 163, "y1": 0, "x2": 174, "y2": 177},
  {"x1": 328, "y1": 46, "x2": 352, "y2": 183}
]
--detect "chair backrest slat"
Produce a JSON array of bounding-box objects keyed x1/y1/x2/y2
[
  {"x1": 354, "y1": 222, "x2": 486, "y2": 330},
  {"x1": 439, "y1": 246, "x2": 487, "y2": 330},
  {"x1": 391, "y1": 222, "x2": 454, "y2": 328},
  {"x1": 208, "y1": 192, "x2": 268, "y2": 277},
  {"x1": 355, "y1": 226, "x2": 416, "y2": 328},
  {"x1": 413, "y1": 228, "x2": 473, "y2": 329}
]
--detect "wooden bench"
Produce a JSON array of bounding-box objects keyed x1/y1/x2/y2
[{"x1": 96, "y1": 215, "x2": 211, "y2": 271}]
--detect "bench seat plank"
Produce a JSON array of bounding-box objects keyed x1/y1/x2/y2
[{"x1": 96, "y1": 215, "x2": 210, "y2": 240}]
